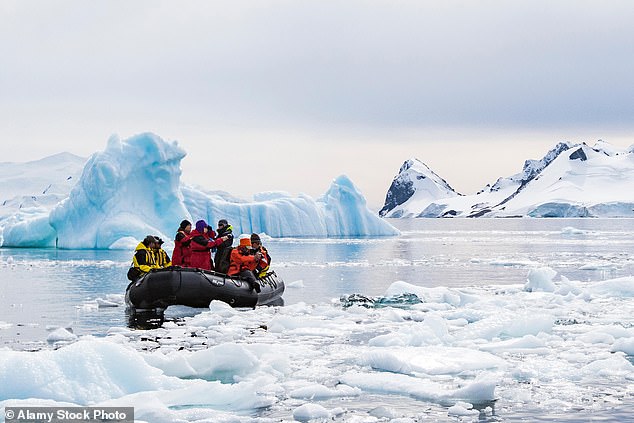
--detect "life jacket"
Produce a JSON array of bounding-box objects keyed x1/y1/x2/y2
[
  {"x1": 254, "y1": 245, "x2": 271, "y2": 277},
  {"x1": 127, "y1": 242, "x2": 158, "y2": 281},
  {"x1": 172, "y1": 230, "x2": 193, "y2": 266},
  {"x1": 153, "y1": 248, "x2": 172, "y2": 268},
  {"x1": 216, "y1": 225, "x2": 234, "y2": 249}
]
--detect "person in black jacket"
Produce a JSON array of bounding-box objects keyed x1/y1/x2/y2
[{"x1": 214, "y1": 219, "x2": 234, "y2": 274}]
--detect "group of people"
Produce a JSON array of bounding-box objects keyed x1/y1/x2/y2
[
  {"x1": 127, "y1": 218, "x2": 271, "y2": 293},
  {"x1": 126, "y1": 235, "x2": 172, "y2": 281},
  {"x1": 172, "y1": 219, "x2": 234, "y2": 272}
]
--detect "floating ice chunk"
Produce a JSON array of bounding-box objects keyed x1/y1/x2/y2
[
  {"x1": 561, "y1": 226, "x2": 588, "y2": 235},
  {"x1": 361, "y1": 346, "x2": 505, "y2": 376},
  {"x1": 46, "y1": 328, "x2": 77, "y2": 343},
  {"x1": 369, "y1": 406, "x2": 400, "y2": 419},
  {"x1": 448, "y1": 401, "x2": 479, "y2": 417},
  {"x1": 292, "y1": 403, "x2": 343, "y2": 421},
  {"x1": 612, "y1": 338, "x2": 634, "y2": 355},
  {"x1": 384, "y1": 281, "x2": 470, "y2": 307},
  {"x1": 578, "y1": 262, "x2": 617, "y2": 270},
  {"x1": 96, "y1": 298, "x2": 120, "y2": 308},
  {"x1": 479, "y1": 334, "x2": 548, "y2": 355},
  {"x1": 585, "y1": 276, "x2": 634, "y2": 297},
  {"x1": 144, "y1": 343, "x2": 260, "y2": 382},
  {"x1": 524, "y1": 267, "x2": 557, "y2": 292},
  {"x1": 0, "y1": 321, "x2": 11, "y2": 329},
  {"x1": 207, "y1": 300, "x2": 238, "y2": 316},
  {"x1": 580, "y1": 355, "x2": 634, "y2": 379},
  {"x1": 340, "y1": 370, "x2": 498, "y2": 403}
]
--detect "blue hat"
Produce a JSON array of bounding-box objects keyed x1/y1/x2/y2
[{"x1": 195, "y1": 219, "x2": 207, "y2": 233}]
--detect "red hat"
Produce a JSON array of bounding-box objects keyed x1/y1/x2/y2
[{"x1": 239, "y1": 238, "x2": 251, "y2": 247}]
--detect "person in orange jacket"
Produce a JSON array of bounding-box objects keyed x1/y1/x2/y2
[{"x1": 228, "y1": 237, "x2": 267, "y2": 292}]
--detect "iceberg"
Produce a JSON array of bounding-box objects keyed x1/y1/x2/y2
[{"x1": 0, "y1": 133, "x2": 398, "y2": 248}]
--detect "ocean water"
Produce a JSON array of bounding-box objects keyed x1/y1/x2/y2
[{"x1": 1, "y1": 218, "x2": 633, "y2": 422}]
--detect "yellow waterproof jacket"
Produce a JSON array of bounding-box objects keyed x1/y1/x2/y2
[
  {"x1": 132, "y1": 242, "x2": 159, "y2": 273},
  {"x1": 153, "y1": 248, "x2": 172, "y2": 268}
]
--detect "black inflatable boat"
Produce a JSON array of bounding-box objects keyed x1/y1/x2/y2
[{"x1": 125, "y1": 267, "x2": 285, "y2": 310}]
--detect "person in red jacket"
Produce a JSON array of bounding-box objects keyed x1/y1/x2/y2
[
  {"x1": 172, "y1": 219, "x2": 193, "y2": 267},
  {"x1": 228, "y1": 237, "x2": 267, "y2": 293},
  {"x1": 189, "y1": 219, "x2": 229, "y2": 271}
]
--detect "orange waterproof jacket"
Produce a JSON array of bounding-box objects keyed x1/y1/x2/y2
[{"x1": 228, "y1": 247, "x2": 265, "y2": 276}]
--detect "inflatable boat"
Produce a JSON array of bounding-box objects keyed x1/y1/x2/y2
[{"x1": 125, "y1": 267, "x2": 285, "y2": 310}]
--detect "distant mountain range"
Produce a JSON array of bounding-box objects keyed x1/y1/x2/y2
[{"x1": 380, "y1": 141, "x2": 634, "y2": 218}]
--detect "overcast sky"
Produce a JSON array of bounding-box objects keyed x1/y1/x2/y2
[{"x1": 2, "y1": 1, "x2": 634, "y2": 209}]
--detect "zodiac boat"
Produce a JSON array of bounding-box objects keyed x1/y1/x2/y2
[{"x1": 125, "y1": 267, "x2": 285, "y2": 310}]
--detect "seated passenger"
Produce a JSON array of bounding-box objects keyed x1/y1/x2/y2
[
  {"x1": 250, "y1": 233, "x2": 271, "y2": 278},
  {"x1": 153, "y1": 237, "x2": 172, "y2": 268},
  {"x1": 127, "y1": 235, "x2": 159, "y2": 281},
  {"x1": 228, "y1": 237, "x2": 267, "y2": 293}
]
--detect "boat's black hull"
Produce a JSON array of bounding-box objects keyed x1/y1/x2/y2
[{"x1": 125, "y1": 267, "x2": 284, "y2": 310}]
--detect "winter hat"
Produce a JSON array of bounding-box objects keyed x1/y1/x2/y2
[
  {"x1": 179, "y1": 219, "x2": 191, "y2": 230},
  {"x1": 239, "y1": 237, "x2": 251, "y2": 248},
  {"x1": 250, "y1": 233, "x2": 261, "y2": 243},
  {"x1": 195, "y1": 219, "x2": 207, "y2": 233},
  {"x1": 218, "y1": 219, "x2": 228, "y2": 227}
]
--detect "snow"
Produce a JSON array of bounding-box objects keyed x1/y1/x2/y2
[
  {"x1": 382, "y1": 140, "x2": 634, "y2": 218},
  {"x1": 379, "y1": 158, "x2": 459, "y2": 218},
  {"x1": 0, "y1": 133, "x2": 398, "y2": 248},
  {"x1": 1, "y1": 267, "x2": 632, "y2": 421}
]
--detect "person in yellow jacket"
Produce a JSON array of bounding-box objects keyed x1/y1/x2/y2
[
  {"x1": 152, "y1": 237, "x2": 172, "y2": 268},
  {"x1": 127, "y1": 235, "x2": 160, "y2": 281}
]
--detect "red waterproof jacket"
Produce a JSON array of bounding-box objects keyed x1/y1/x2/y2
[
  {"x1": 172, "y1": 230, "x2": 193, "y2": 266},
  {"x1": 189, "y1": 230, "x2": 225, "y2": 270}
]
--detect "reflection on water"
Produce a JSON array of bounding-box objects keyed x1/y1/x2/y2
[{"x1": 126, "y1": 308, "x2": 165, "y2": 330}]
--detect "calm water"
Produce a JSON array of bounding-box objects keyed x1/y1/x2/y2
[{"x1": 2, "y1": 218, "x2": 634, "y2": 350}]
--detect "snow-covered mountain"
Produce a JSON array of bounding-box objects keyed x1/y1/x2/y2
[
  {"x1": 0, "y1": 133, "x2": 398, "y2": 249},
  {"x1": 381, "y1": 140, "x2": 634, "y2": 218},
  {"x1": 378, "y1": 159, "x2": 459, "y2": 218}
]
